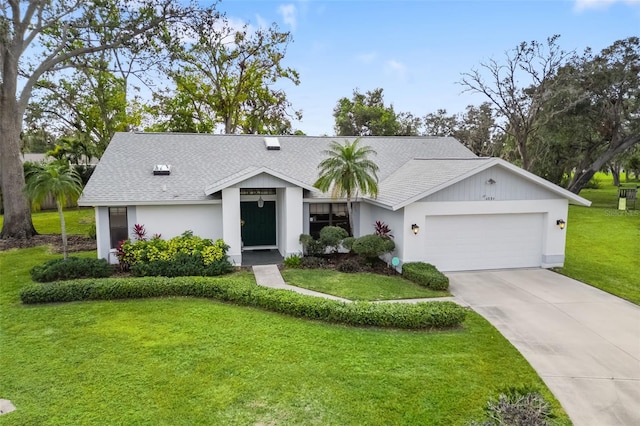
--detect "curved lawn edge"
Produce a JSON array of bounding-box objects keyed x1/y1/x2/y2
[{"x1": 19, "y1": 276, "x2": 467, "y2": 329}]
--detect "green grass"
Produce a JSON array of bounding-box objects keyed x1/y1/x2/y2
[
  {"x1": 0, "y1": 207, "x2": 94, "y2": 236},
  {"x1": 281, "y1": 269, "x2": 449, "y2": 301},
  {"x1": 0, "y1": 247, "x2": 570, "y2": 425},
  {"x1": 557, "y1": 173, "x2": 640, "y2": 305}
]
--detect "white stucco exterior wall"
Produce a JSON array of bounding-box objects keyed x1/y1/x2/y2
[
  {"x1": 135, "y1": 204, "x2": 222, "y2": 240},
  {"x1": 358, "y1": 203, "x2": 405, "y2": 260},
  {"x1": 402, "y1": 199, "x2": 569, "y2": 269},
  {"x1": 95, "y1": 207, "x2": 110, "y2": 261},
  {"x1": 222, "y1": 188, "x2": 242, "y2": 265},
  {"x1": 282, "y1": 186, "x2": 303, "y2": 257}
]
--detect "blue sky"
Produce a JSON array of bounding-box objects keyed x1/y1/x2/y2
[{"x1": 214, "y1": 0, "x2": 640, "y2": 135}]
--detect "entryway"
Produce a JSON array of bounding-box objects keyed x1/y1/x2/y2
[
  {"x1": 241, "y1": 201, "x2": 276, "y2": 247},
  {"x1": 241, "y1": 249, "x2": 283, "y2": 266}
]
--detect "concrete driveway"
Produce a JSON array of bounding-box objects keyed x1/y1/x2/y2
[{"x1": 447, "y1": 269, "x2": 640, "y2": 426}]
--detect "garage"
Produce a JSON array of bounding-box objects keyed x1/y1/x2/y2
[{"x1": 423, "y1": 213, "x2": 544, "y2": 271}]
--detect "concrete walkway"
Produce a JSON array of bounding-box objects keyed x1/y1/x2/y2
[
  {"x1": 448, "y1": 269, "x2": 640, "y2": 426},
  {"x1": 252, "y1": 265, "x2": 350, "y2": 302},
  {"x1": 252, "y1": 265, "x2": 459, "y2": 304}
]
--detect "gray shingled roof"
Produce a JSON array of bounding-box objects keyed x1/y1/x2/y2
[
  {"x1": 79, "y1": 133, "x2": 478, "y2": 206},
  {"x1": 375, "y1": 158, "x2": 494, "y2": 209}
]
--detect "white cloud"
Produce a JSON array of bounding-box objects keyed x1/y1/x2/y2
[
  {"x1": 255, "y1": 14, "x2": 269, "y2": 30},
  {"x1": 574, "y1": 0, "x2": 640, "y2": 11},
  {"x1": 385, "y1": 60, "x2": 408, "y2": 79},
  {"x1": 356, "y1": 52, "x2": 377, "y2": 64},
  {"x1": 278, "y1": 4, "x2": 298, "y2": 30}
]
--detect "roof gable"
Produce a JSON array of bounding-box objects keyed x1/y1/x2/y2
[
  {"x1": 370, "y1": 158, "x2": 591, "y2": 210},
  {"x1": 204, "y1": 167, "x2": 316, "y2": 194}
]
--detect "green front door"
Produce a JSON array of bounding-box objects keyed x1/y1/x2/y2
[{"x1": 241, "y1": 201, "x2": 276, "y2": 246}]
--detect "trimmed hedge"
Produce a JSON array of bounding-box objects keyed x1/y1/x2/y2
[
  {"x1": 402, "y1": 262, "x2": 449, "y2": 291},
  {"x1": 20, "y1": 277, "x2": 467, "y2": 329},
  {"x1": 30, "y1": 257, "x2": 113, "y2": 282}
]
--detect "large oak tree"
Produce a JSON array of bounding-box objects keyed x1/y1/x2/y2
[
  {"x1": 554, "y1": 37, "x2": 640, "y2": 193},
  {"x1": 0, "y1": 0, "x2": 195, "y2": 239}
]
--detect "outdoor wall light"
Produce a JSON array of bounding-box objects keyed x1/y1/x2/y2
[
  {"x1": 411, "y1": 224, "x2": 420, "y2": 235},
  {"x1": 257, "y1": 196, "x2": 264, "y2": 208},
  {"x1": 556, "y1": 219, "x2": 566, "y2": 230}
]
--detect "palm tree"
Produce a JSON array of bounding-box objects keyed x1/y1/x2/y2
[
  {"x1": 314, "y1": 138, "x2": 379, "y2": 235},
  {"x1": 24, "y1": 162, "x2": 83, "y2": 259}
]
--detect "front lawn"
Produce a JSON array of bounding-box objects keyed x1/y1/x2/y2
[
  {"x1": 558, "y1": 174, "x2": 640, "y2": 304},
  {"x1": 0, "y1": 247, "x2": 570, "y2": 425},
  {"x1": 281, "y1": 269, "x2": 449, "y2": 301},
  {"x1": 0, "y1": 207, "x2": 94, "y2": 235}
]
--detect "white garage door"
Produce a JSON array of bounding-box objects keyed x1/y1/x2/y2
[{"x1": 423, "y1": 213, "x2": 544, "y2": 271}]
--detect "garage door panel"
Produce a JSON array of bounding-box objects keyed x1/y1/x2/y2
[{"x1": 424, "y1": 214, "x2": 543, "y2": 271}]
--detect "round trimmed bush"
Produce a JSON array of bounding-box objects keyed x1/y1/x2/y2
[
  {"x1": 319, "y1": 226, "x2": 349, "y2": 252},
  {"x1": 402, "y1": 262, "x2": 449, "y2": 291},
  {"x1": 352, "y1": 234, "x2": 395, "y2": 260}
]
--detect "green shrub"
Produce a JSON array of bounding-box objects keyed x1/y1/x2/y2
[
  {"x1": 402, "y1": 262, "x2": 449, "y2": 291},
  {"x1": 283, "y1": 254, "x2": 302, "y2": 268},
  {"x1": 342, "y1": 237, "x2": 355, "y2": 251},
  {"x1": 130, "y1": 253, "x2": 233, "y2": 277},
  {"x1": 87, "y1": 222, "x2": 97, "y2": 240},
  {"x1": 116, "y1": 231, "x2": 231, "y2": 276},
  {"x1": 301, "y1": 256, "x2": 326, "y2": 269},
  {"x1": 352, "y1": 234, "x2": 395, "y2": 261},
  {"x1": 30, "y1": 257, "x2": 113, "y2": 282},
  {"x1": 299, "y1": 234, "x2": 323, "y2": 256},
  {"x1": 319, "y1": 226, "x2": 349, "y2": 253},
  {"x1": 20, "y1": 277, "x2": 467, "y2": 329},
  {"x1": 337, "y1": 259, "x2": 362, "y2": 273}
]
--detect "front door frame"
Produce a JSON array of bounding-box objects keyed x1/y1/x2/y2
[{"x1": 240, "y1": 194, "x2": 278, "y2": 250}]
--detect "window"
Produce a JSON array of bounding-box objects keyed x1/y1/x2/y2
[
  {"x1": 240, "y1": 188, "x2": 276, "y2": 195},
  {"x1": 309, "y1": 203, "x2": 349, "y2": 238},
  {"x1": 109, "y1": 207, "x2": 128, "y2": 248}
]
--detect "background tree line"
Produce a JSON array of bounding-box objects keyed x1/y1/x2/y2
[
  {"x1": 333, "y1": 36, "x2": 640, "y2": 194},
  {"x1": 1, "y1": 0, "x2": 638, "y2": 240},
  {"x1": 2, "y1": 0, "x2": 301, "y2": 239}
]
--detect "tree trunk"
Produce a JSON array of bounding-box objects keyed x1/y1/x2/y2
[
  {"x1": 567, "y1": 136, "x2": 640, "y2": 194},
  {"x1": 346, "y1": 194, "x2": 354, "y2": 237},
  {"x1": 0, "y1": 55, "x2": 37, "y2": 239},
  {"x1": 610, "y1": 164, "x2": 621, "y2": 187},
  {"x1": 57, "y1": 200, "x2": 69, "y2": 260}
]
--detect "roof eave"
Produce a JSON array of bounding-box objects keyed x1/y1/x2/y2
[
  {"x1": 78, "y1": 199, "x2": 222, "y2": 207},
  {"x1": 389, "y1": 159, "x2": 495, "y2": 210},
  {"x1": 386, "y1": 158, "x2": 592, "y2": 209},
  {"x1": 204, "y1": 166, "x2": 316, "y2": 194},
  {"x1": 493, "y1": 159, "x2": 592, "y2": 207}
]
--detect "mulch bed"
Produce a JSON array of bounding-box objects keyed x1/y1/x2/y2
[
  {"x1": 299, "y1": 253, "x2": 401, "y2": 276},
  {"x1": 0, "y1": 234, "x2": 97, "y2": 253}
]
